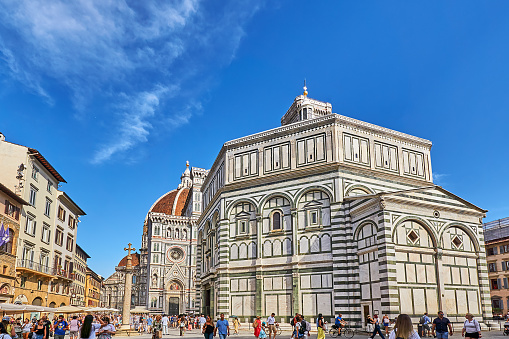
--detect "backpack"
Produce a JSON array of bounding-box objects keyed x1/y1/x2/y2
[
  {"x1": 291, "y1": 319, "x2": 295, "y2": 327},
  {"x1": 299, "y1": 322, "x2": 306, "y2": 335},
  {"x1": 419, "y1": 316, "x2": 426, "y2": 324}
]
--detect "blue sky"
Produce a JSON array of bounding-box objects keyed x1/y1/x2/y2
[{"x1": 1, "y1": 1, "x2": 508, "y2": 277}]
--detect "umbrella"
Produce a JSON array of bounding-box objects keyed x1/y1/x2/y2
[
  {"x1": 55, "y1": 306, "x2": 85, "y2": 313},
  {"x1": 0, "y1": 304, "x2": 27, "y2": 312},
  {"x1": 85, "y1": 307, "x2": 108, "y2": 313}
]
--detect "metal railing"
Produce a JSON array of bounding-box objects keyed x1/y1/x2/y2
[{"x1": 16, "y1": 259, "x2": 73, "y2": 279}]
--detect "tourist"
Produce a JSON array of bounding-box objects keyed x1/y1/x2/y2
[
  {"x1": 69, "y1": 316, "x2": 80, "y2": 339},
  {"x1": 53, "y1": 315, "x2": 69, "y2": 339},
  {"x1": 179, "y1": 316, "x2": 186, "y2": 336},
  {"x1": 369, "y1": 315, "x2": 385, "y2": 339},
  {"x1": 291, "y1": 314, "x2": 300, "y2": 339},
  {"x1": 432, "y1": 311, "x2": 453, "y2": 339},
  {"x1": 161, "y1": 315, "x2": 169, "y2": 336},
  {"x1": 0, "y1": 322, "x2": 13, "y2": 339},
  {"x1": 41, "y1": 316, "x2": 51, "y2": 339},
  {"x1": 316, "y1": 314, "x2": 325, "y2": 339},
  {"x1": 232, "y1": 317, "x2": 240, "y2": 335},
  {"x1": 253, "y1": 316, "x2": 262, "y2": 338},
  {"x1": 382, "y1": 315, "x2": 391, "y2": 336},
  {"x1": 152, "y1": 316, "x2": 162, "y2": 339},
  {"x1": 22, "y1": 319, "x2": 32, "y2": 339},
  {"x1": 147, "y1": 316, "x2": 153, "y2": 334},
  {"x1": 388, "y1": 314, "x2": 419, "y2": 339},
  {"x1": 267, "y1": 313, "x2": 277, "y2": 339},
  {"x1": 334, "y1": 314, "x2": 346, "y2": 336},
  {"x1": 299, "y1": 316, "x2": 310, "y2": 339},
  {"x1": 419, "y1": 313, "x2": 431, "y2": 338},
  {"x1": 462, "y1": 313, "x2": 481, "y2": 339},
  {"x1": 214, "y1": 314, "x2": 230, "y2": 339},
  {"x1": 259, "y1": 322, "x2": 267, "y2": 339},
  {"x1": 32, "y1": 320, "x2": 46, "y2": 339},
  {"x1": 202, "y1": 316, "x2": 214, "y2": 339},
  {"x1": 97, "y1": 317, "x2": 116, "y2": 339},
  {"x1": 199, "y1": 315, "x2": 206, "y2": 331}
]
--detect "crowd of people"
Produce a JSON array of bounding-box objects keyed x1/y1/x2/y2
[{"x1": 0, "y1": 311, "x2": 483, "y2": 339}]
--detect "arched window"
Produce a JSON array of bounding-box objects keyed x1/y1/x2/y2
[
  {"x1": 175, "y1": 228, "x2": 179, "y2": 239},
  {"x1": 272, "y1": 211, "x2": 282, "y2": 230}
]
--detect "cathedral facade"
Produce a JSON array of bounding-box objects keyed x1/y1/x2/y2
[
  {"x1": 140, "y1": 163, "x2": 207, "y2": 314},
  {"x1": 195, "y1": 91, "x2": 491, "y2": 325}
]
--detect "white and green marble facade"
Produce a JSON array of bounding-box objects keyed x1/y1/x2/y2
[{"x1": 196, "y1": 94, "x2": 491, "y2": 325}]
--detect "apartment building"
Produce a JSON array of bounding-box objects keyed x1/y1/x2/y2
[
  {"x1": 0, "y1": 133, "x2": 80, "y2": 306},
  {"x1": 85, "y1": 267, "x2": 103, "y2": 307},
  {"x1": 0, "y1": 183, "x2": 28, "y2": 303},
  {"x1": 484, "y1": 217, "x2": 509, "y2": 315},
  {"x1": 71, "y1": 244, "x2": 90, "y2": 307}
]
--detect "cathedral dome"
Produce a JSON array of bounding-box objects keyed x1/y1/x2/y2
[
  {"x1": 117, "y1": 252, "x2": 140, "y2": 267},
  {"x1": 149, "y1": 187, "x2": 190, "y2": 216}
]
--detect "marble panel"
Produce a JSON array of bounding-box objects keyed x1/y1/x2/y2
[
  {"x1": 426, "y1": 265, "x2": 436, "y2": 284},
  {"x1": 248, "y1": 278, "x2": 256, "y2": 291},
  {"x1": 395, "y1": 252, "x2": 407, "y2": 262},
  {"x1": 413, "y1": 289, "x2": 426, "y2": 313},
  {"x1": 370, "y1": 262, "x2": 380, "y2": 281},
  {"x1": 239, "y1": 279, "x2": 247, "y2": 292},
  {"x1": 283, "y1": 238, "x2": 292, "y2": 255},
  {"x1": 263, "y1": 241, "x2": 272, "y2": 257},
  {"x1": 232, "y1": 296, "x2": 243, "y2": 315},
  {"x1": 467, "y1": 290, "x2": 479, "y2": 314},
  {"x1": 322, "y1": 274, "x2": 332, "y2": 288},
  {"x1": 239, "y1": 243, "x2": 248, "y2": 259},
  {"x1": 273, "y1": 240, "x2": 282, "y2": 256},
  {"x1": 300, "y1": 237, "x2": 309, "y2": 254},
  {"x1": 469, "y1": 268, "x2": 478, "y2": 285},
  {"x1": 444, "y1": 289, "x2": 457, "y2": 315},
  {"x1": 409, "y1": 253, "x2": 420, "y2": 262},
  {"x1": 265, "y1": 295, "x2": 278, "y2": 314},
  {"x1": 360, "y1": 264, "x2": 370, "y2": 282},
  {"x1": 317, "y1": 293, "x2": 332, "y2": 314},
  {"x1": 264, "y1": 277, "x2": 273, "y2": 290},
  {"x1": 361, "y1": 284, "x2": 371, "y2": 300},
  {"x1": 426, "y1": 289, "x2": 438, "y2": 313},
  {"x1": 400, "y1": 288, "x2": 413, "y2": 314},
  {"x1": 273, "y1": 277, "x2": 283, "y2": 290},
  {"x1": 310, "y1": 236, "x2": 320, "y2": 253},
  {"x1": 456, "y1": 257, "x2": 467, "y2": 266},
  {"x1": 301, "y1": 275, "x2": 311, "y2": 289},
  {"x1": 311, "y1": 275, "x2": 321, "y2": 288},
  {"x1": 456, "y1": 289, "x2": 467, "y2": 314},
  {"x1": 443, "y1": 267, "x2": 451, "y2": 285},
  {"x1": 460, "y1": 267, "x2": 470, "y2": 285},
  {"x1": 422, "y1": 254, "x2": 433, "y2": 264},
  {"x1": 396, "y1": 263, "x2": 406, "y2": 282},
  {"x1": 406, "y1": 264, "x2": 416, "y2": 283},
  {"x1": 451, "y1": 267, "x2": 461, "y2": 285},
  {"x1": 231, "y1": 279, "x2": 239, "y2": 292},
  {"x1": 278, "y1": 294, "x2": 291, "y2": 316},
  {"x1": 303, "y1": 294, "x2": 316, "y2": 315},
  {"x1": 372, "y1": 282, "x2": 381, "y2": 299},
  {"x1": 245, "y1": 296, "x2": 255, "y2": 316},
  {"x1": 416, "y1": 264, "x2": 426, "y2": 283}
]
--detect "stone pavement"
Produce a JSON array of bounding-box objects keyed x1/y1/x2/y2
[{"x1": 113, "y1": 327, "x2": 507, "y2": 339}]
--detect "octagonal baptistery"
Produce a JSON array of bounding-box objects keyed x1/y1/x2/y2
[
  {"x1": 196, "y1": 88, "x2": 491, "y2": 326},
  {"x1": 140, "y1": 162, "x2": 208, "y2": 315}
]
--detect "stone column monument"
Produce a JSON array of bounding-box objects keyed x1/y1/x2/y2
[{"x1": 120, "y1": 243, "x2": 135, "y2": 331}]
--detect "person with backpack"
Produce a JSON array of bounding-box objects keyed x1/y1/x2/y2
[
  {"x1": 369, "y1": 315, "x2": 385, "y2": 339},
  {"x1": 419, "y1": 313, "x2": 431, "y2": 338},
  {"x1": 53, "y1": 315, "x2": 69, "y2": 339},
  {"x1": 298, "y1": 316, "x2": 311, "y2": 339},
  {"x1": 461, "y1": 313, "x2": 481, "y2": 339}
]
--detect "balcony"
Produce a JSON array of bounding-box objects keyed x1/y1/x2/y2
[{"x1": 16, "y1": 259, "x2": 73, "y2": 280}]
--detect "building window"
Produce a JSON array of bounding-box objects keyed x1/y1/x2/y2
[
  {"x1": 489, "y1": 263, "x2": 497, "y2": 272},
  {"x1": 491, "y1": 279, "x2": 501, "y2": 290},
  {"x1": 501, "y1": 245, "x2": 509, "y2": 254},
  {"x1": 25, "y1": 215, "x2": 36, "y2": 236},
  {"x1": 152, "y1": 254, "x2": 159, "y2": 264},
  {"x1": 37, "y1": 280, "x2": 42, "y2": 290},
  {"x1": 238, "y1": 219, "x2": 248, "y2": 234},
  {"x1": 150, "y1": 297, "x2": 157, "y2": 308},
  {"x1": 55, "y1": 228, "x2": 64, "y2": 246},
  {"x1": 487, "y1": 247, "x2": 498, "y2": 256},
  {"x1": 29, "y1": 186, "x2": 37, "y2": 206},
  {"x1": 503, "y1": 261, "x2": 509, "y2": 271},
  {"x1": 4, "y1": 200, "x2": 20, "y2": 220},
  {"x1": 68, "y1": 216, "x2": 76, "y2": 228},
  {"x1": 44, "y1": 198, "x2": 52, "y2": 217},
  {"x1": 66, "y1": 235, "x2": 74, "y2": 251},
  {"x1": 32, "y1": 165, "x2": 39, "y2": 180},
  {"x1": 308, "y1": 209, "x2": 319, "y2": 226},
  {"x1": 271, "y1": 211, "x2": 282, "y2": 231},
  {"x1": 154, "y1": 226, "x2": 160, "y2": 236},
  {"x1": 20, "y1": 276, "x2": 26, "y2": 288},
  {"x1": 47, "y1": 180, "x2": 53, "y2": 193},
  {"x1": 41, "y1": 223, "x2": 51, "y2": 243},
  {"x1": 58, "y1": 206, "x2": 66, "y2": 221}
]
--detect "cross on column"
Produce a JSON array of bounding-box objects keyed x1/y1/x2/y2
[{"x1": 124, "y1": 243, "x2": 135, "y2": 256}]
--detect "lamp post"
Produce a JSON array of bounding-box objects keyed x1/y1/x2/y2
[{"x1": 120, "y1": 243, "x2": 135, "y2": 331}]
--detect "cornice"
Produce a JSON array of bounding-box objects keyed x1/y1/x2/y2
[{"x1": 383, "y1": 195, "x2": 485, "y2": 217}]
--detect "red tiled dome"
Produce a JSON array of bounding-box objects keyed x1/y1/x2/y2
[
  {"x1": 118, "y1": 253, "x2": 140, "y2": 267},
  {"x1": 150, "y1": 188, "x2": 190, "y2": 216}
]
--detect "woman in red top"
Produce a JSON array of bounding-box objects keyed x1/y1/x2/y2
[{"x1": 253, "y1": 316, "x2": 262, "y2": 338}]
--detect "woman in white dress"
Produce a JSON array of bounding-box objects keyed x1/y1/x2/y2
[{"x1": 388, "y1": 314, "x2": 420, "y2": 339}]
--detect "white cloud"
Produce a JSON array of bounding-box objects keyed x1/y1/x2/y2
[
  {"x1": 0, "y1": 0, "x2": 262, "y2": 162},
  {"x1": 433, "y1": 172, "x2": 449, "y2": 185}
]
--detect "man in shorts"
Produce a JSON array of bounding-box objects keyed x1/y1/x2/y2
[
  {"x1": 53, "y1": 315, "x2": 68, "y2": 339},
  {"x1": 69, "y1": 316, "x2": 80, "y2": 339},
  {"x1": 267, "y1": 313, "x2": 277, "y2": 339}
]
